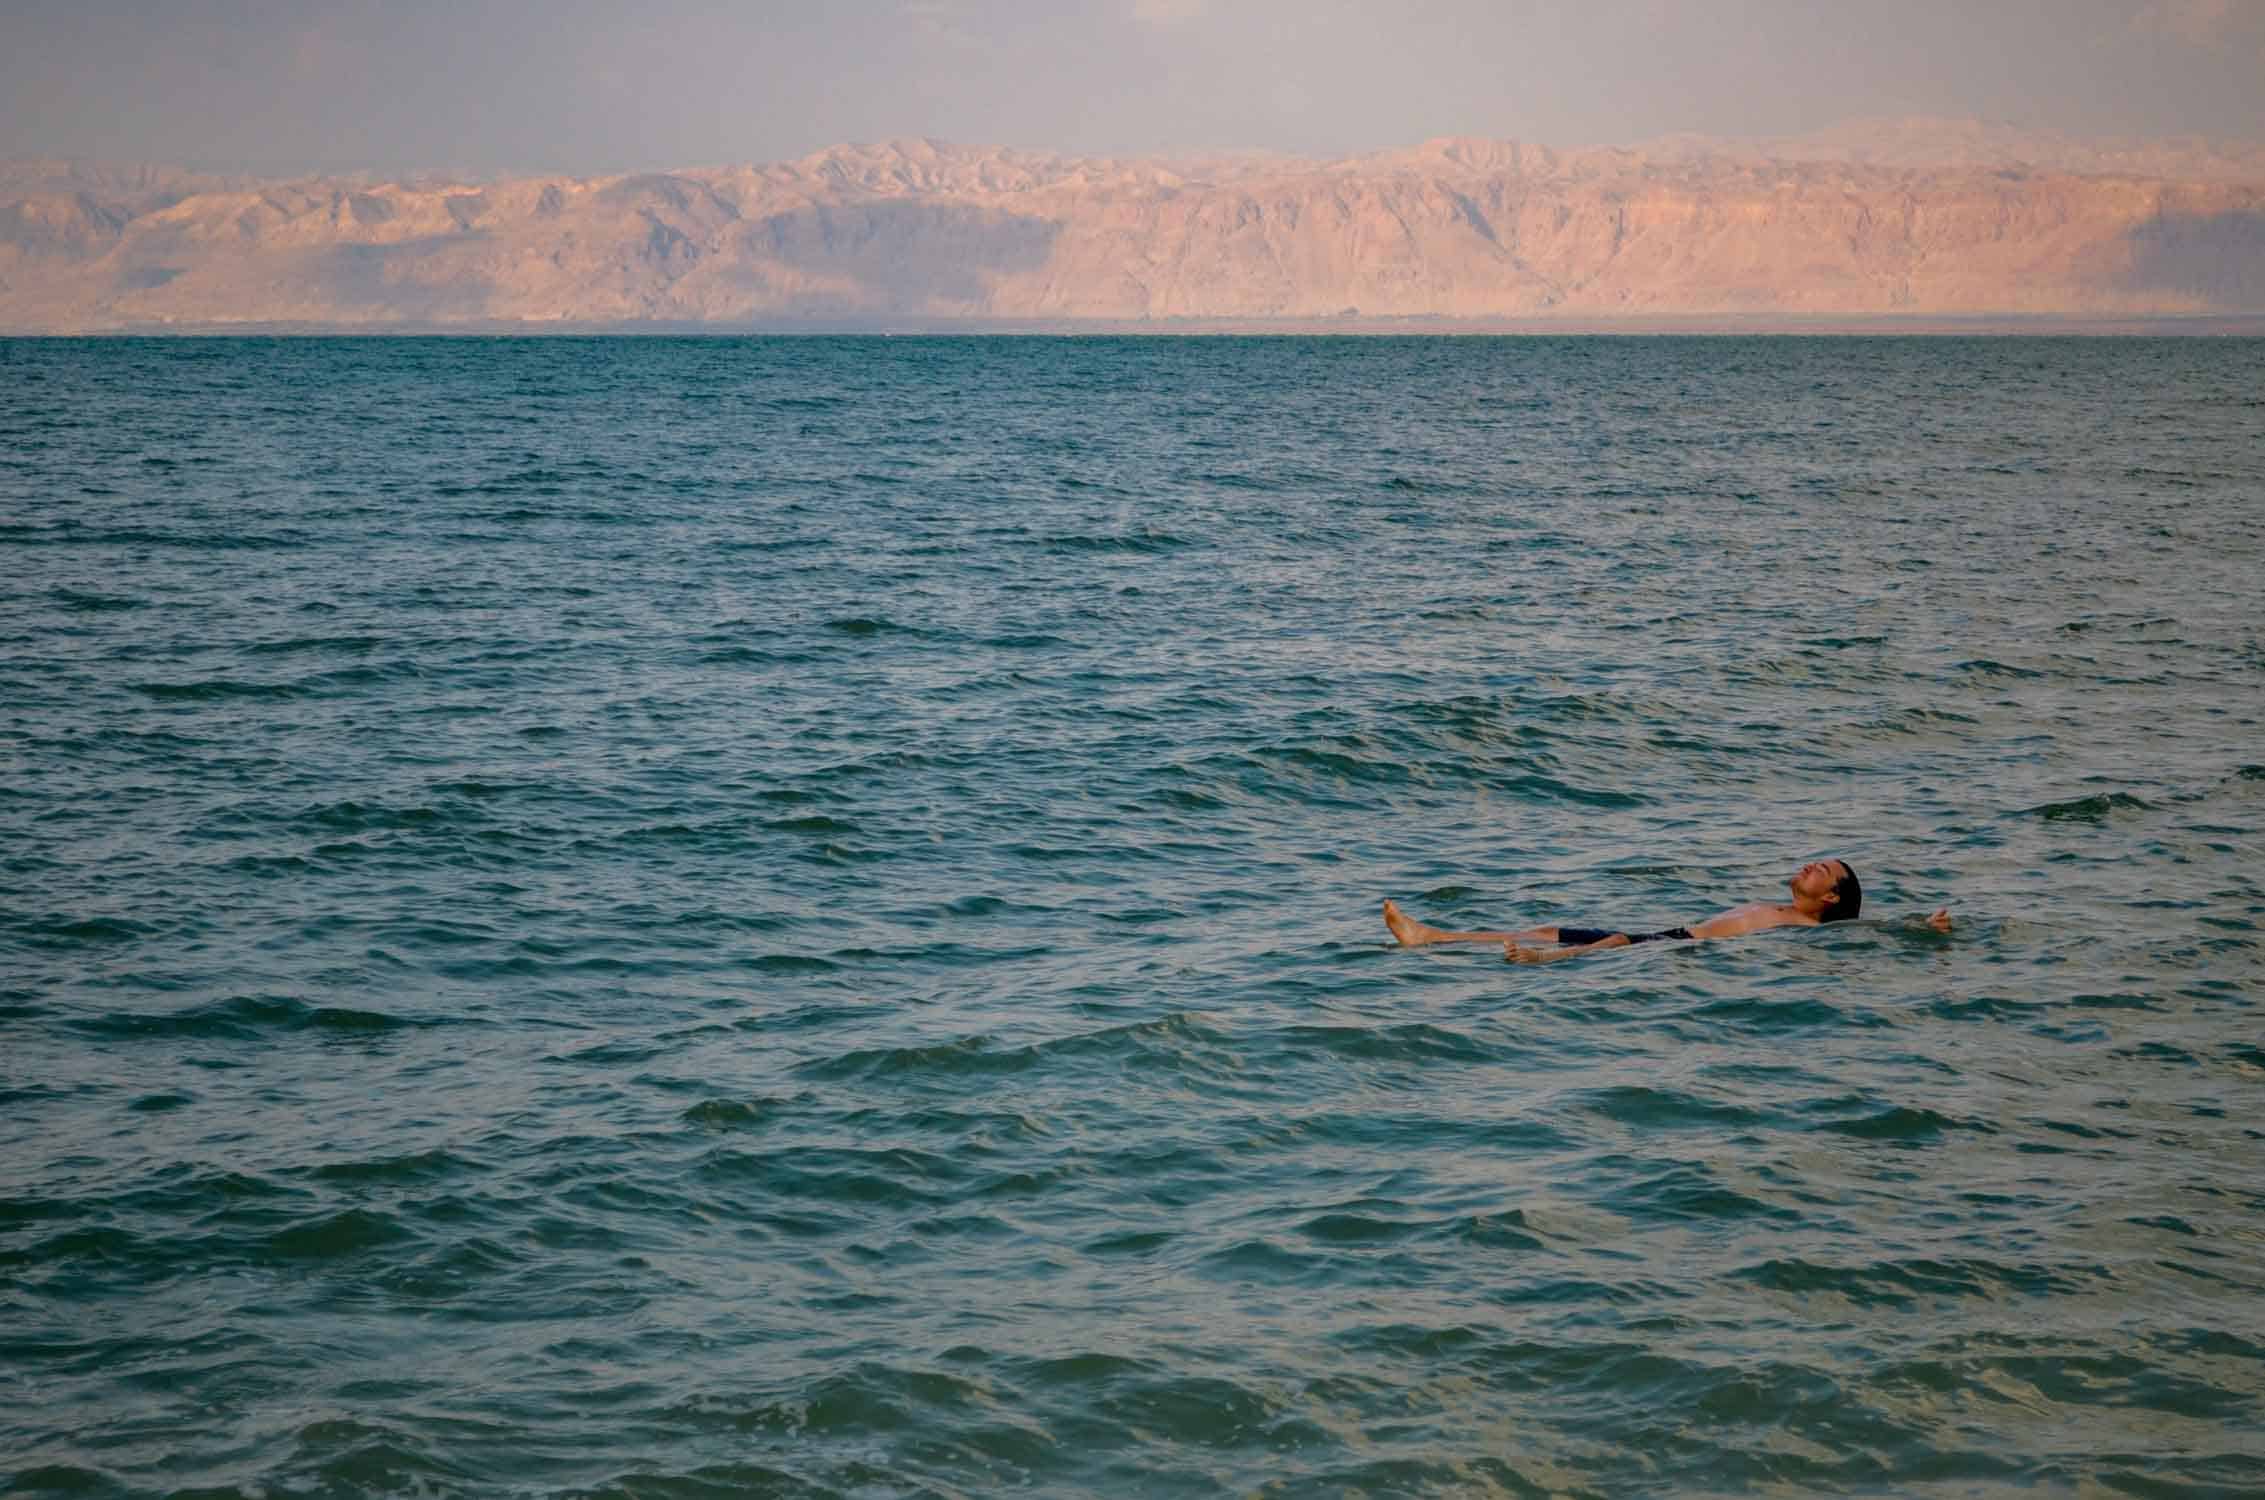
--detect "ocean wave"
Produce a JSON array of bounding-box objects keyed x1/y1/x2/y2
[
  {"x1": 1274, "y1": 1022, "x2": 1510, "y2": 1067},
  {"x1": 64, "y1": 994, "x2": 438, "y2": 1041},
  {"x1": 242, "y1": 633, "x2": 386, "y2": 656},
  {"x1": 2021, "y1": 791, "x2": 2154, "y2": 821},
  {"x1": 49, "y1": 587, "x2": 146, "y2": 612},
  {"x1": 129, "y1": 678, "x2": 310, "y2": 702},
  {"x1": 1040, "y1": 530, "x2": 1190, "y2": 555},
  {"x1": 7, "y1": 914, "x2": 155, "y2": 946},
  {"x1": 1818, "y1": 1104, "x2": 1996, "y2": 1142}
]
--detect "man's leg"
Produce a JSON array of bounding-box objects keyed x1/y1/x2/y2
[{"x1": 1384, "y1": 899, "x2": 1558, "y2": 947}]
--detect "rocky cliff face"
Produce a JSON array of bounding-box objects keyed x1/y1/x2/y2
[{"x1": 3, "y1": 128, "x2": 2261, "y2": 330}]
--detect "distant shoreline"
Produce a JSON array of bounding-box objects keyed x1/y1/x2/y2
[
  {"x1": 11, "y1": 313, "x2": 2265, "y2": 337},
  {"x1": 13, "y1": 136, "x2": 2262, "y2": 335}
]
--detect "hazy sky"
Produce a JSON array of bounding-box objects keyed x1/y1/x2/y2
[{"x1": 4, "y1": 0, "x2": 2262, "y2": 175}]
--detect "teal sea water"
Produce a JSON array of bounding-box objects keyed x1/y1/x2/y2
[{"x1": 2, "y1": 336, "x2": 2262, "y2": 1498}]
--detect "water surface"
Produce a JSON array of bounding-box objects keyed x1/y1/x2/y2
[{"x1": 2, "y1": 336, "x2": 2261, "y2": 1497}]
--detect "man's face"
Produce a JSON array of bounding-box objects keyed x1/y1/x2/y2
[{"x1": 1791, "y1": 859, "x2": 1846, "y2": 905}]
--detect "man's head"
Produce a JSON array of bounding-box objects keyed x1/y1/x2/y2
[{"x1": 1792, "y1": 859, "x2": 1861, "y2": 922}]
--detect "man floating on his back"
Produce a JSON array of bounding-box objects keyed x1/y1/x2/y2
[{"x1": 1383, "y1": 859, "x2": 1951, "y2": 963}]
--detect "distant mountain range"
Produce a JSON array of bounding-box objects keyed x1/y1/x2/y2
[{"x1": 4, "y1": 120, "x2": 2262, "y2": 330}]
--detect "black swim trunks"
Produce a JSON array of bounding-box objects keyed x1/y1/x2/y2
[{"x1": 1555, "y1": 926, "x2": 1695, "y2": 946}]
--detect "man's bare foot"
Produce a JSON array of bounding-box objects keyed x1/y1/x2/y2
[
  {"x1": 1383, "y1": 899, "x2": 1445, "y2": 947},
  {"x1": 1926, "y1": 908, "x2": 1952, "y2": 932}
]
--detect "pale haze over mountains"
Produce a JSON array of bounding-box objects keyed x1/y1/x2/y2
[
  {"x1": 4, "y1": 121, "x2": 2263, "y2": 330},
  {"x1": 5, "y1": 0, "x2": 2262, "y2": 329}
]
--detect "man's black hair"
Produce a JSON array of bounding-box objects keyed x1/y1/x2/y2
[{"x1": 1826, "y1": 863, "x2": 1862, "y2": 922}]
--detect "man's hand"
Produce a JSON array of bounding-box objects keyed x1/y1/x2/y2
[
  {"x1": 1927, "y1": 908, "x2": 1952, "y2": 932},
  {"x1": 1505, "y1": 940, "x2": 1547, "y2": 964}
]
